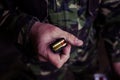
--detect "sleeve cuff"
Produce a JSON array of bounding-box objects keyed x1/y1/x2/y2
[{"x1": 17, "y1": 16, "x2": 39, "y2": 46}]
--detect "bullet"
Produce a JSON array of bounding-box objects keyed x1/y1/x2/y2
[{"x1": 50, "y1": 38, "x2": 67, "y2": 53}]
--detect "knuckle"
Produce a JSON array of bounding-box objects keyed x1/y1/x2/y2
[
  {"x1": 51, "y1": 25, "x2": 60, "y2": 31},
  {"x1": 56, "y1": 62, "x2": 62, "y2": 68},
  {"x1": 66, "y1": 33, "x2": 71, "y2": 40},
  {"x1": 66, "y1": 33, "x2": 76, "y2": 43}
]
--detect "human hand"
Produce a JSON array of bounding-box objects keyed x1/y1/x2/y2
[{"x1": 30, "y1": 22, "x2": 83, "y2": 68}]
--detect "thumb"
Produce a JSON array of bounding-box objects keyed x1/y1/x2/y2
[{"x1": 64, "y1": 31, "x2": 83, "y2": 46}]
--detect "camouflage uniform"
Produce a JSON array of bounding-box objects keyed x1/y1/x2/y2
[{"x1": 0, "y1": 0, "x2": 120, "y2": 80}]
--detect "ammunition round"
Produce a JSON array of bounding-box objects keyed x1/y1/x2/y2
[{"x1": 50, "y1": 38, "x2": 67, "y2": 53}]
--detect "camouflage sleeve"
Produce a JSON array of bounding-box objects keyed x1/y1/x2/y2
[
  {"x1": 100, "y1": 0, "x2": 120, "y2": 62},
  {"x1": 0, "y1": 2, "x2": 39, "y2": 46}
]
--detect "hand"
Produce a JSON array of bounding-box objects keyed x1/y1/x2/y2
[{"x1": 30, "y1": 22, "x2": 83, "y2": 68}]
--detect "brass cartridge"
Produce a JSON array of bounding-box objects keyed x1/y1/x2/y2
[{"x1": 50, "y1": 38, "x2": 67, "y2": 53}]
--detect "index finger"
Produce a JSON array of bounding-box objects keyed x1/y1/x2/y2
[{"x1": 63, "y1": 31, "x2": 83, "y2": 46}]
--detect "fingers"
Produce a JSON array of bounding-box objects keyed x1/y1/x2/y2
[
  {"x1": 32, "y1": 23, "x2": 83, "y2": 68},
  {"x1": 46, "y1": 44, "x2": 71, "y2": 68},
  {"x1": 52, "y1": 27, "x2": 83, "y2": 47},
  {"x1": 63, "y1": 31, "x2": 83, "y2": 46},
  {"x1": 38, "y1": 43, "x2": 71, "y2": 68},
  {"x1": 60, "y1": 44, "x2": 71, "y2": 64},
  {"x1": 47, "y1": 52, "x2": 62, "y2": 68}
]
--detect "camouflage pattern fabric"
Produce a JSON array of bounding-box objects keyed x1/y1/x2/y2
[
  {"x1": 28, "y1": 0, "x2": 99, "y2": 80},
  {"x1": 0, "y1": 0, "x2": 120, "y2": 80},
  {"x1": 101, "y1": 0, "x2": 120, "y2": 62},
  {"x1": 28, "y1": 0, "x2": 120, "y2": 80}
]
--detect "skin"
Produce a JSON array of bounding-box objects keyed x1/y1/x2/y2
[
  {"x1": 30, "y1": 22, "x2": 120, "y2": 77},
  {"x1": 30, "y1": 22, "x2": 83, "y2": 68}
]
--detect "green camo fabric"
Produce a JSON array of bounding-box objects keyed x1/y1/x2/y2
[
  {"x1": 28, "y1": 0, "x2": 120, "y2": 80},
  {"x1": 0, "y1": 0, "x2": 120, "y2": 80}
]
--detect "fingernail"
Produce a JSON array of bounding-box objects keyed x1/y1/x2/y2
[{"x1": 75, "y1": 38, "x2": 83, "y2": 46}]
